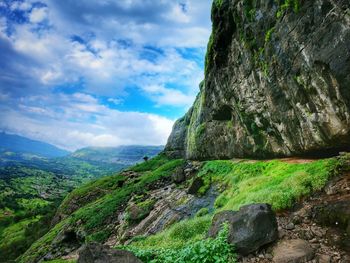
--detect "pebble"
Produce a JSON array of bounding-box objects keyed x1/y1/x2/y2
[{"x1": 285, "y1": 222, "x2": 295, "y2": 230}]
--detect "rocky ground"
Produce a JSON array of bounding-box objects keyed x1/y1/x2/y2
[{"x1": 240, "y1": 171, "x2": 350, "y2": 263}]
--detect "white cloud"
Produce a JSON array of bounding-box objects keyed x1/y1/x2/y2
[
  {"x1": 29, "y1": 7, "x2": 48, "y2": 23},
  {"x1": 0, "y1": 0, "x2": 212, "y2": 148},
  {"x1": 0, "y1": 93, "x2": 174, "y2": 150},
  {"x1": 142, "y1": 85, "x2": 195, "y2": 107}
]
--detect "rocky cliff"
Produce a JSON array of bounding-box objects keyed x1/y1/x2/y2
[{"x1": 165, "y1": 0, "x2": 350, "y2": 160}]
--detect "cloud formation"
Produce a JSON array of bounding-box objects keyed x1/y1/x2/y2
[{"x1": 0, "y1": 0, "x2": 212, "y2": 150}]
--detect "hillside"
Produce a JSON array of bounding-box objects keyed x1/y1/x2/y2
[
  {"x1": 0, "y1": 143, "x2": 162, "y2": 262},
  {"x1": 9, "y1": 0, "x2": 350, "y2": 263},
  {"x1": 0, "y1": 133, "x2": 69, "y2": 158},
  {"x1": 18, "y1": 154, "x2": 350, "y2": 262}
]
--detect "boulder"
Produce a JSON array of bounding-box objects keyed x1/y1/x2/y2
[
  {"x1": 208, "y1": 203, "x2": 278, "y2": 255},
  {"x1": 312, "y1": 200, "x2": 350, "y2": 234},
  {"x1": 172, "y1": 166, "x2": 186, "y2": 184},
  {"x1": 273, "y1": 239, "x2": 315, "y2": 263},
  {"x1": 187, "y1": 177, "x2": 204, "y2": 195},
  {"x1": 78, "y1": 243, "x2": 142, "y2": 263}
]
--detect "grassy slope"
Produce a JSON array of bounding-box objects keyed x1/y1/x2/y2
[
  {"x1": 19, "y1": 155, "x2": 185, "y2": 263},
  {"x1": 128, "y1": 157, "x2": 342, "y2": 252},
  {"x1": 19, "y1": 155, "x2": 346, "y2": 263}
]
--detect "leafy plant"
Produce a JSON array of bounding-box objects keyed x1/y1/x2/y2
[{"x1": 125, "y1": 224, "x2": 236, "y2": 263}]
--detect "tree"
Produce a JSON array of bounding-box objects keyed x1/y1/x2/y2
[{"x1": 143, "y1": 156, "x2": 149, "y2": 162}]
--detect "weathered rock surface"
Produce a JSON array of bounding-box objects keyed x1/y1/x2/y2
[
  {"x1": 187, "y1": 177, "x2": 204, "y2": 195},
  {"x1": 208, "y1": 203, "x2": 278, "y2": 255},
  {"x1": 106, "y1": 184, "x2": 218, "y2": 246},
  {"x1": 77, "y1": 243, "x2": 142, "y2": 263},
  {"x1": 273, "y1": 239, "x2": 315, "y2": 263},
  {"x1": 165, "y1": 0, "x2": 350, "y2": 159}
]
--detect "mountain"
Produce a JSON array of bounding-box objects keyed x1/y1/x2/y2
[
  {"x1": 0, "y1": 132, "x2": 69, "y2": 158},
  {"x1": 71, "y1": 146, "x2": 164, "y2": 165},
  {"x1": 165, "y1": 0, "x2": 350, "y2": 160},
  {"x1": 8, "y1": 1, "x2": 350, "y2": 263}
]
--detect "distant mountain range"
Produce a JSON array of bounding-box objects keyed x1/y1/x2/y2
[
  {"x1": 71, "y1": 145, "x2": 164, "y2": 165},
  {"x1": 0, "y1": 132, "x2": 164, "y2": 166},
  {"x1": 0, "y1": 132, "x2": 69, "y2": 158}
]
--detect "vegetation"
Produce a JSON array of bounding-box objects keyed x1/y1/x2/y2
[
  {"x1": 18, "y1": 152, "x2": 347, "y2": 262},
  {"x1": 130, "y1": 157, "x2": 341, "y2": 252},
  {"x1": 124, "y1": 224, "x2": 236, "y2": 263},
  {"x1": 0, "y1": 146, "x2": 159, "y2": 262},
  {"x1": 18, "y1": 155, "x2": 185, "y2": 263}
]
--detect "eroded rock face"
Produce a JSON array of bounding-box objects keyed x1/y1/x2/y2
[
  {"x1": 208, "y1": 203, "x2": 278, "y2": 255},
  {"x1": 165, "y1": 0, "x2": 350, "y2": 159}
]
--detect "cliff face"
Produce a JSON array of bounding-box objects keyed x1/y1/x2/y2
[{"x1": 165, "y1": 0, "x2": 350, "y2": 160}]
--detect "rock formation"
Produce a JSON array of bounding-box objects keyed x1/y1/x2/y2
[{"x1": 165, "y1": 0, "x2": 350, "y2": 159}]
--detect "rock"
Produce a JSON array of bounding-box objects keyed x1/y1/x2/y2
[
  {"x1": 187, "y1": 177, "x2": 204, "y2": 195},
  {"x1": 78, "y1": 243, "x2": 142, "y2": 263},
  {"x1": 172, "y1": 166, "x2": 186, "y2": 183},
  {"x1": 208, "y1": 203, "x2": 278, "y2": 255},
  {"x1": 165, "y1": 0, "x2": 350, "y2": 160},
  {"x1": 318, "y1": 254, "x2": 331, "y2": 263},
  {"x1": 312, "y1": 200, "x2": 350, "y2": 233},
  {"x1": 273, "y1": 239, "x2": 315, "y2": 263},
  {"x1": 285, "y1": 223, "x2": 295, "y2": 230}
]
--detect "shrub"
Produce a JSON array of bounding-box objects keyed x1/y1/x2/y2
[
  {"x1": 196, "y1": 208, "x2": 209, "y2": 217},
  {"x1": 125, "y1": 224, "x2": 236, "y2": 263}
]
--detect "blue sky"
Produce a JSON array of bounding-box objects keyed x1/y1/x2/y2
[{"x1": 0, "y1": 0, "x2": 212, "y2": 150}]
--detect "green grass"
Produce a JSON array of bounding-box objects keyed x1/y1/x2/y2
[
  {"x1": 20, "y1": 154, "x2": 346, "y2": 263},
  {"x1": 124, "y1": 224, "x2": 236, "y2": 263},
  {"x1": 72, "y1": 158, "x2": 184, "y2": 231},
  {"x1": 130, "y1": 157, "x2": 341, "y2": 251},
  {"x1": 19, "y1": 156, "x2": 184, "y2": 263}
]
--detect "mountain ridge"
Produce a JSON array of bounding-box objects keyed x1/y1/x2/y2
[{"x1": 0, "y1": 132, "x2": 70, "y2": 158}]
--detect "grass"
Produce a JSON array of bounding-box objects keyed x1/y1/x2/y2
[
  {"x1": 72, "y1": 157, "x2": 184, "y2": 231},
  {"x1": 130, "y1": 157, "x2": 341, "y2": 251},
  {"x1": 124, "y1": 224, "x2": 236, "y2": 263},
  {"x1": 20, "y1": 154, "x2": 346, "y2": 263},
  {"x1": 19, "y1": 156, "x2": 185, "y2": 263}
]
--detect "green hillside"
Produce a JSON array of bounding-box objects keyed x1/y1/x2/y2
[{"x1": 18, "y1": 153, "x2": 348, "y2": 262}]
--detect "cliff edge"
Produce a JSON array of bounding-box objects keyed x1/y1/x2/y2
[{"x1": 165, "y1": 0, "x2": 350, "y2": 159}]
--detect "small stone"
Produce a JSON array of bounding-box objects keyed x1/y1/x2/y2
[
  {"x1": 318, "y1": 254, "x2": 331, "y2": 263},
  {"x1": 285, "y1": 223, "x2": 295, "y2": 230},
  {"x1": 309, "y1": 238, "x2": 318, "y2": 243}
]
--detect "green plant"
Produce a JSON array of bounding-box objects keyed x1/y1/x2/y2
[
  {"x1": 196, "y1": 208, "x2": 209, "y2": 217},
  {"x1": 125, "y1": 224, "x2": 236, "y2": 263},
  {"x1": 265, "y1": 27, "x2": 275, "y2": 43}
]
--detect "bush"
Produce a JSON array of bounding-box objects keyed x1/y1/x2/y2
[
  {"x1": 125, "y1": 224, "x2": 236, "y2": 263},
  {"x1": 196, "y1": 208, "x2": 209, "y2": 217}
]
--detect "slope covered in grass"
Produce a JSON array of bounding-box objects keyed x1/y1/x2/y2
[
  {"x1": 19, "y1": 154, "x2": 346, "y2": 263},
  {"x1": 129, "y1": 157, "x2": 342, "y2": 254},
  {"x1": 19, "y1": 155, "x2": 185, "y2": 263}
]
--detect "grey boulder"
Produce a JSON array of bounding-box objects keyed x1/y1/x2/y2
[{"x1": 208, "y1": 203, "x2": 278, "y2": 255}]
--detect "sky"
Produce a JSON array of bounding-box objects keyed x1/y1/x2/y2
[{"x1": 0, "y1": 0, "x2": 212, "y2": 151}]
